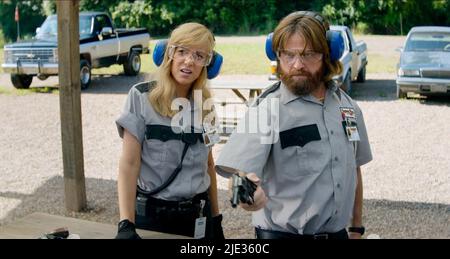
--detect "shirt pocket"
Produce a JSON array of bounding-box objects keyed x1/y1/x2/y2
[
  {"x1": 280, "y1": 124, "x2": 322, "y2": 176},
  {"x1": 145, "y1": 139, "x2": 170, "y2": 162}
]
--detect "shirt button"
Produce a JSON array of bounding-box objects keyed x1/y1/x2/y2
[
  {"x1": 334, "y1": 156, "x2": 339, "y2": 161},
  {"x1": 330, "y1": 130, "x2": 334, "y2": 135},
  {"x1": 337, "y1": 183, "x2": 341, "y2": 188}
]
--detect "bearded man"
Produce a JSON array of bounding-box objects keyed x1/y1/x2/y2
[{"x1": 215, "y1": 11, "x2": 373, "y2": 240}]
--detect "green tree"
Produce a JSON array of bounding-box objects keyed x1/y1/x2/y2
[
  {"x1": 0, "y1": 0, "x2": 46, "y2": 42},
  {"x1": 111, "y1": 1, "x2": 153, "y2": 28},
  {"x1": 0, "y1": 28, "x2": 5, "y2": 48},
  {"x1": 42, "y1": 0, "x2": 56, "y2": 16},
  {"x1": 0, "y1": 0, "x2": 449, "y2": 40},
  {"x1": 79, "y1": 0, "x2": 120, "y2": 15}
]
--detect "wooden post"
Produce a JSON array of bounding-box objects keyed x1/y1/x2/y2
[{"x1": 57, "y1": 0, "x2": 87, "y2": 212}]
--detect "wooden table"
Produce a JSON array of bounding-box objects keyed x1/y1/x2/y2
[
  {"x1": 0, "y1": 212, "x2": 190, "y2": 239},
  {"x1": 210, "y1": 78, "x2": 272, "y2": 104},
  {"x1": 209, "y1": 77, "x2": 275, "y2": 140},
  {"x1": 210, "y1": 84, "x2": 264, "y2": 103}
]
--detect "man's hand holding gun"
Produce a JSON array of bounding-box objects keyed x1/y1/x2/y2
[{"x1": 230, "y1": 172, "x2": 268, "y2": 211}]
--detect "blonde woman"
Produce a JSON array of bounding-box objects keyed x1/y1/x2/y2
[{"x1": 115, "y1": 23, "x2": 223, "y2": 239}]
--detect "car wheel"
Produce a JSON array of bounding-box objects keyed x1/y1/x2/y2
[
  {"x1": 11, "y1": 74, "x2": 33, "y2": 89},
  {"x1": 357, "y1": 66, "x2": 366, "y2": 83},
  {"x1": 80, "y1": 59, "x2": 91, "y2": 90},
  {"x1": 397, "y1": 85, "x2": 407, "y2": 99},
  {"x1": 123, "y1": 51, "x2": 141, "y2": 76},
  {"x1": 341, "y1": 72, "x2": 352, "y2": 94}
]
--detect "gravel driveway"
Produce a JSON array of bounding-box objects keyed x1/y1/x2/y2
[{"x1": 0, "y1": 71, "x2": 449, "y2": 239}]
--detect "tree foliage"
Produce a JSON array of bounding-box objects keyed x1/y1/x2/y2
[
  {"x1": 0, "y1": 0, "x2": 47, "y2": 43},
  {"x1": 0, "y1": 0, "x2": 448, "y2": 42}
]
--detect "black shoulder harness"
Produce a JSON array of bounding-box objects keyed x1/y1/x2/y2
[
  {"x1": 139, "y1": 125, "x2": 203, "y2": 197},
  {"x1": 145, "y1": 125, "x2": 204, "y2": 144}
]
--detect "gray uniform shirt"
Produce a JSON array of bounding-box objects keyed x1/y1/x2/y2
[
  {"x1": 116, "y1": 81, "x2": 210, "y2": 201},
  {"x1": 215, "y1": 81, "x2": 372, "y2": 235}
]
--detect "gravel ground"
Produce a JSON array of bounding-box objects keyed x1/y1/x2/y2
[{"x1": 0, "y1": 71, "x2": 448, "y2": 239}]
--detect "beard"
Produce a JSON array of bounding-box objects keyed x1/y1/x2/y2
[{"x1": 280, "y1": 67, "x2": 324, "y2": 96}]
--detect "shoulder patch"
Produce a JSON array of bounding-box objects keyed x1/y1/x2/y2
[
  {"x1": 255, "y1": 81, "x2": 281, "y2": 106},
  {"x1": 134, "y1": 81, "x2": 157, "y2": 93}
]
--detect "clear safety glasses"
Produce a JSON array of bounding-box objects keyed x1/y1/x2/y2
[
  {"x1": 277, "y1": 49, "x2": 323, "y2": 66},
  {"x1": 168, "y1": 45, "x2": 212, "y2": 66}
]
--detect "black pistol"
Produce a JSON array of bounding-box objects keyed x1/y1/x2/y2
[{"x1": 230, "y1": 174, "x2": 257, "y2": 208}]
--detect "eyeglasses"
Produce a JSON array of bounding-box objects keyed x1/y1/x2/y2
[
  {"x1": 277, "y1": 49, "x2": 323, "y2": 66},
  {"x1": 168, "y1": 45, "x2": 212, "y2": 66}
]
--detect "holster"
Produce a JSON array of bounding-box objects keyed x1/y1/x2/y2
[
  {"x1": 136, "y1": 189, "x2": 205, "y2": 219},
  {"x1": 134, "y1": 189, "x2": 227, "y2": 239}
]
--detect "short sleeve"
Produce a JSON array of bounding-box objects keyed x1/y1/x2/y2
[
  {"x1": 354, "y1": 103, "x2": 373, "y2": 167},
  {"x1": 215, "y1": 99, "x2": 275, "y2": 178},
  {"x1": 115, "y1": 87, "x2": 146, "y2": 144}
]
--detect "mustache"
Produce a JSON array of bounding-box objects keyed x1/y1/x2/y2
[{"x1": 288, "y1": 70, "x2": 312, "y2": 77}]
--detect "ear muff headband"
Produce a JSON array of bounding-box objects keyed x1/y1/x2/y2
[
  {"x1": 152, "y1": 40, "x2": 223, "y2": 79},
  {"x1": 265, "y1": 12, "x2": 344, "y2": 62}
]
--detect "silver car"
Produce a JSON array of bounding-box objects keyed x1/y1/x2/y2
[{"x1": 396, "y1": 26, "x2": 450, "y2": 98}]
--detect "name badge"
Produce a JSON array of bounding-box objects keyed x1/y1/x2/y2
[
  {"x1": 340, "y1": 107, "x2": 360, "y2": 142},
  {"x1": 345, "y1": 125, "x2": 360, "y2": 141},
  {"x1": 194, "y1": 217, "x2": 207, "y2": 239},
  {"x1": 194, "y1": 200, "x2": 207, "y2": 239}
]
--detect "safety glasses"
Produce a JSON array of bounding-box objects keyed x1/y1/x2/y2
[
  {"x1": 277, "y1": 49, "x2": 323, "y2": 66},
  {"x1": 168, "y1": 45, "x2": 212, "y2": 66}
]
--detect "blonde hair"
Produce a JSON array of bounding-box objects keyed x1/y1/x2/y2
[
  {"x1": 272, "y1": 12, "x2": 343, "y2": 82},
  {"x1": 149, "y1": 23, "x2": 215, "y2": 119}
]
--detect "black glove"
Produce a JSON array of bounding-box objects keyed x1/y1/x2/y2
[
  {"x1": 212, "y1": 214, "x2": 225, "y2": 240},
  {"x1": 115, "y1": 219, "x2": 141, "y2": 239}
]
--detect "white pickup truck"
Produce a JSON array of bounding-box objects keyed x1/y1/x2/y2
[
  {"x1": 269, "y1": 25, "x2": 368, "y2": 94},
  {"x1": 332, "y1": 25, "x2": 368, "y2": 93},
  {"x1": 2, "y1": 11, "x2": 150, "y2": 89}
]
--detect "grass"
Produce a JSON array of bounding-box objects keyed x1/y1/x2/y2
[
  {"x1": 0, "y1": 48, "x2": 3, "y2": 73},
  {"x1": 1, "y1": 36, "x2": 400, "y2": 77},
  {"x1": 92, "y1": 41, "x2": 272, "y2": 75},
  {"x1": 215, "y1": 42, "x2": 270, "y2": 75},
  {"x1": 378, "y1": 91, "x2": 388, "y2": 98},
  {"x1": 367, "y1": 53, "x2": 399, "y2": 74},
  {"x1": 93, "y1": 40, "x2": 397, "y2": 75},
  {"x1": 0, "y1": 85, "x2": 58, "y2": 95}
]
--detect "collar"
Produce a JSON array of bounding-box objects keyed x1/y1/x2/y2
[
  {"x1": 280, "y1": 81, "x2": 301, "y2": 105},
  {"x1": 280, "y1": 80, "x2": 340, "y2": 105},
  {"x1": 329, "y1": 80, "x2": 343, "y2": 102}
]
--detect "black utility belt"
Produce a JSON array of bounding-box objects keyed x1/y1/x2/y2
[
  {"x1": 136, "y1": 189, "x2": 208, "y2": 217},
  {"x1": 137, "y1": 188, "x2": 208, "y2": 208},
  {"x1": 255, "y1": 228, "x2": 348, "y2": 240}
]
